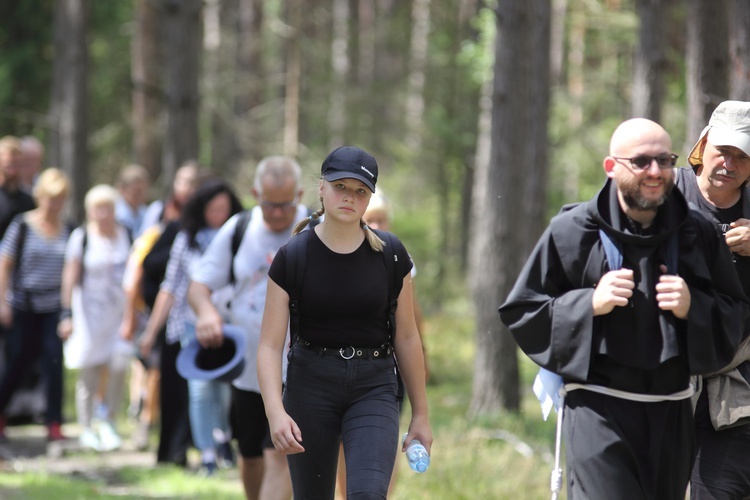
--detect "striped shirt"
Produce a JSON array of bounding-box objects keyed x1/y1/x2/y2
[{"x1": 1, "y1": 215, "x2": 71, "y2": 313}]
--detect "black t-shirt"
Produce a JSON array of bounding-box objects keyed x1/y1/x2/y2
[
  {"x1": 675, "y1": 167, "x2": 750, "y2": 298},
  {"x1": 268, "y1": 228, "x2": 413, "y2": 348},
  {"x1": 0, "y1": 186, "x2": 35, "y2": 239}
]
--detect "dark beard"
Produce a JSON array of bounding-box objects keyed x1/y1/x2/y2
[{"x1": 620, "y1": 177, "x2": 674, "y2": 211}]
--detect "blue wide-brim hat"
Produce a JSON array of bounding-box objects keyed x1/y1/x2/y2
[{"x1": 176, "y1": 324, "x2": 246, "y2": 382}]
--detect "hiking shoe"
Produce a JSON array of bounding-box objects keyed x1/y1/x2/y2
[
  {"x1": 98, "y1": 421, "x2": 122, "y2": 451},
  {"x1": 79, "y1": 428, "x2": 101, "y2": 451},
  {"x1": 217, "y1": 441, "x2": 236, "y2": 468},
  {"x1": 197, "y1": 461, "x2": 218, "y2": 477},
  {"x1": 47, "y1": 422, "x2": 65, "y2": 441}
]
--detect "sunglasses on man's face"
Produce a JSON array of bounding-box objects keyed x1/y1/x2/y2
[{"x1": 612, "y1": 154, "x2": 678, "y2": 170}]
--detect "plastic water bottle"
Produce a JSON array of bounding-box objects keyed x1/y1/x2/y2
[{"x1": 404, "y1": 434, "x2": 430, "y2": 473}]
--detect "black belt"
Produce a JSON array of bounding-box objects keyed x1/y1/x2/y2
[{"x1": 297, "y1": 339, "x2": 393, "y2": 360}]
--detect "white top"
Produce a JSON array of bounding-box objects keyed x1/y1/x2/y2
[
  {"x1": 191, "y1": 205, "x2": 308, "y2": 392},
  {"x1": 63, "y1": 225, "x2": 132, "y2": 369}
]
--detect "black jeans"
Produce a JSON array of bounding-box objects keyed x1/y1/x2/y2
[
  {"x1": 284, "y1": 345, "x2": 400, "y2": 500},
  {"x1": 0, "y1": 309, "x2": 63, "y2": 424}
]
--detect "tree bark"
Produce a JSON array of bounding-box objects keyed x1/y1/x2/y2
[
  {"x1": 728, "y1": 0, "x2": 750, "y2": 100},
  {"x1": 132, "y1": 0, "x2": 163, "y2": 183},
  {"x1": 632, "y1": 0, "x2": 666, "y2": 121},
  {"x1": 162, "y1": 0, "x2": 203, "y2": 187},
  {"x1": 234, "y1": 0, "x2": 264, "y2": 163},
  {"x1": 328, "y1": 0, "x2": 350, "y2": 150},
  {"x1": 283, "y1": 0, "x2": 300, "y2": 157},
  {"x1": 49, "y1": 0, "x2": 89, "y2": 223},
  {"x1": 470, "y1": 0, "x2": 550, "y2": 415},
  {"x1": 405, "y1": 0, "x2": 430, "y2": 150},
  {"x1": 686, "y1": 0, "x2": 729, "y2": 141}
]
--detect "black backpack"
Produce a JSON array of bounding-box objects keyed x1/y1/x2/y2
[
  {"x1": 284, "y1": 227, "x2": 402, "y2": 345},
  {"x1": 141, "y1": 220, "x2": 180, "y2": 309}
]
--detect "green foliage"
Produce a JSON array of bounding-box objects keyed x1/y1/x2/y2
[{"x1": 0, "y1": 1, "x2": 55, "y2": 137}]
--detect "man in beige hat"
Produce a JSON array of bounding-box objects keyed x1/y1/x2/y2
[{"x1": 675, "y1": 100, "x2": 750, "y2": 499}]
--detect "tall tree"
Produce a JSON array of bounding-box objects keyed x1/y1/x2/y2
[
  {"x1": 728, "y1": 0, "x2": 750, "y2": 100},
  {"x1": 132, "y1": 0, "x2": 163, "y2": 182},
  {"x1": 234, "y1": 0, "x2": 265, "y2": 164},
  {"x1": 162, "y1": 0, "x2": 202, "y2": 186},
  {"x1": 469, "y1": 0, "x2": 551, "y2": 414},
  {"x1": 49, "y1": 0, "x2": 89, "y2": 223},
  {"x1": 328, "y1": 0, "x2": 350, "y2": 150},
  {"x1": 632, "y1": 0, "x2": 667, "y2": 121},
  {"x1": 283, "y1": 0, "x2": 301, "y2": 157},
  {"x1": 405, "y1": 0, "x2": 430, "y2": 150},
  {"x1": 686, "y1": 0, "x2": 729, "y2": 141}
]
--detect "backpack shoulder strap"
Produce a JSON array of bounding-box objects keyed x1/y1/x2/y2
[
  {"x1": 15, "y1": 216, "x2": 28, "y2": 263},
  {"x1": 229, "y1": 210, "x2": 252, "y2": 285},
  {"x1": 286, "y1": 229, "x2": 311, "y2": 344},
  {"x1": 371, "y1": 228, "x2": 400, "y2": 340},
  {"x1": 598, "y1": 229, "x2": 622, "y2": 271}
]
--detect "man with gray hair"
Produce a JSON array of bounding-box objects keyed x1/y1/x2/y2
[
  {"x1": 675, "y1": 100, "x2": 750, "y2": 499},
  {"x1": 188, "y1": 156, "x2": 307, "y2": 500}
]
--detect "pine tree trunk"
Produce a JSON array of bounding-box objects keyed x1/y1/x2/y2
[
  {"x1": 729, "y1": 0, "x2": 750, "y2": 100},
  {"x1": 470, "y1": 0, "x2": 551, "y2": 415},
  {"x1": 632, "y1": 0, "x2": 666, "y2": 121},
  {"x1": 132, "y1": 0, "x2": 163, "y2": 183},
  {"x1": 686, "y1": 0, "x2": 729, "y2": 142},
  {"x1": 162, "y1": 0, "x2": 203, "y2": 186},
  {"x1": 49, "y1": 0, "x2": 89, "y2": 223}
]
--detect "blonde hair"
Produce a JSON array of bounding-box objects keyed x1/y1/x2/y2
[
  {"x1": 33, "y1": 168, "x2": 70, "y2": 201},
  {"x1": 292, "y1": 197, "x2": 386, "y2": 252},
  {"x1": 0, "y1": 136, "x2": 21, "y2": 155},
  {"x1": 85, "y1": 184, "x2": 120, "y2": 213}
]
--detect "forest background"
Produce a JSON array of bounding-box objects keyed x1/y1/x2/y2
[{"x1": 2, "y1": 0, "x2": 750, "y2": 438}]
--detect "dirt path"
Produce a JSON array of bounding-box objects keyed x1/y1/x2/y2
[{"x1": 0, "y1": 422, "x2": 158, "y2": 495}]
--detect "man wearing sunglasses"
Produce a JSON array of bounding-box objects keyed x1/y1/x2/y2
[
  {"x1": 674, "y1": 100, "x2": 750, "y2": 500},
  {"x1": 500, "y1": 117, "x2": 748, "y2": 499}
]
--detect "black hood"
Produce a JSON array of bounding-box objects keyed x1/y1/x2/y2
[{"x1": 587, "y1": 177, "x2": 689, "y2": 247}]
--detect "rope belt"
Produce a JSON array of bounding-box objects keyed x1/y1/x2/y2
[{"x1": 549, "y1": 382, "x2": 695, "y2": 500}]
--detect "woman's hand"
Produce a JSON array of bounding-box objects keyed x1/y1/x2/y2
[
  {"x1": 139, "y1": 330, "x2": 156, "y2": 360},
  {"x1": 268, "y1": 410, "x2": 305, "y2": 455},
  {"x1": 57, "y1": 317, "x2": 73, "y2": 341},
  {"x1": 402, "y1": 415, "x2": 433, "y2": 454}
]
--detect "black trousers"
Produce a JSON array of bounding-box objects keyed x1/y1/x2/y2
[{"x1": 156, "y1": 328, "x2": 192, "y2": 465}]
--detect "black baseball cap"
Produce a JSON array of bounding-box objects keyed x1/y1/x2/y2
[{"x1": 321, "y1": 146, "x2": 378, "y2": 193}]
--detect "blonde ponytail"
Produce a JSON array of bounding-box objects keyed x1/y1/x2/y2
[
  {"x1": 292, "y1": 207, "x2": 325, "y2": 236},
  {"x1": 362, "y1": 219, "x2": 385, "y2": 252}
]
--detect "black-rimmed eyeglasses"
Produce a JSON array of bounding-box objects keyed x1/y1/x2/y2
[
  {"x1": 612, "y1": 154, "x2": 678, "y2": 170},
  {"x1": 259, "y1": 197, "x2": 298, "y2": 211}
]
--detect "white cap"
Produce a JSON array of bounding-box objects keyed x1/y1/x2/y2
[{"x1": 689, "y1": 100, "x2": 750, "y2": 166}]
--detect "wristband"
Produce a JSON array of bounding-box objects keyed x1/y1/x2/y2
[{"x1": 59, "y1": 309, "x2": 72, "y2": 322}]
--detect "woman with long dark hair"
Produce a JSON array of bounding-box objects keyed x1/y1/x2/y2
[{"x1": 140, "y1": 178, "x2": 243, "y2": 473}]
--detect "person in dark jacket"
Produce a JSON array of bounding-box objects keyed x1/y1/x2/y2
[
  {"x1": 675, "y1": 100, "x2": 750, "y2": 499},
  {"x1": 499, "y1": 118, "x2": 749, "y2": 500}
]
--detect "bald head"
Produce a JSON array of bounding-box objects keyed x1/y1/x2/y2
[{"x1": 609, "y1": 118, "x2": 672, "y2": 158}]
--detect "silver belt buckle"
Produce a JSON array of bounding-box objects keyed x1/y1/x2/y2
[{"x1": 339, "y1": 346, "x2": 356, "y2": 359}]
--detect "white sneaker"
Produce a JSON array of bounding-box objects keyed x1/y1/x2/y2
[
  {"x1": 98, "y1": 421, "x2": 122, "y2": 452},
  {"x1": 79, "y1": 428, "x2": 101, "y2": 451}
]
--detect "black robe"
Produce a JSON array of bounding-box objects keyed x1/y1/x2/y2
[{"x1": 499, "y1": 179, "x2": 749, "y2": 499}]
